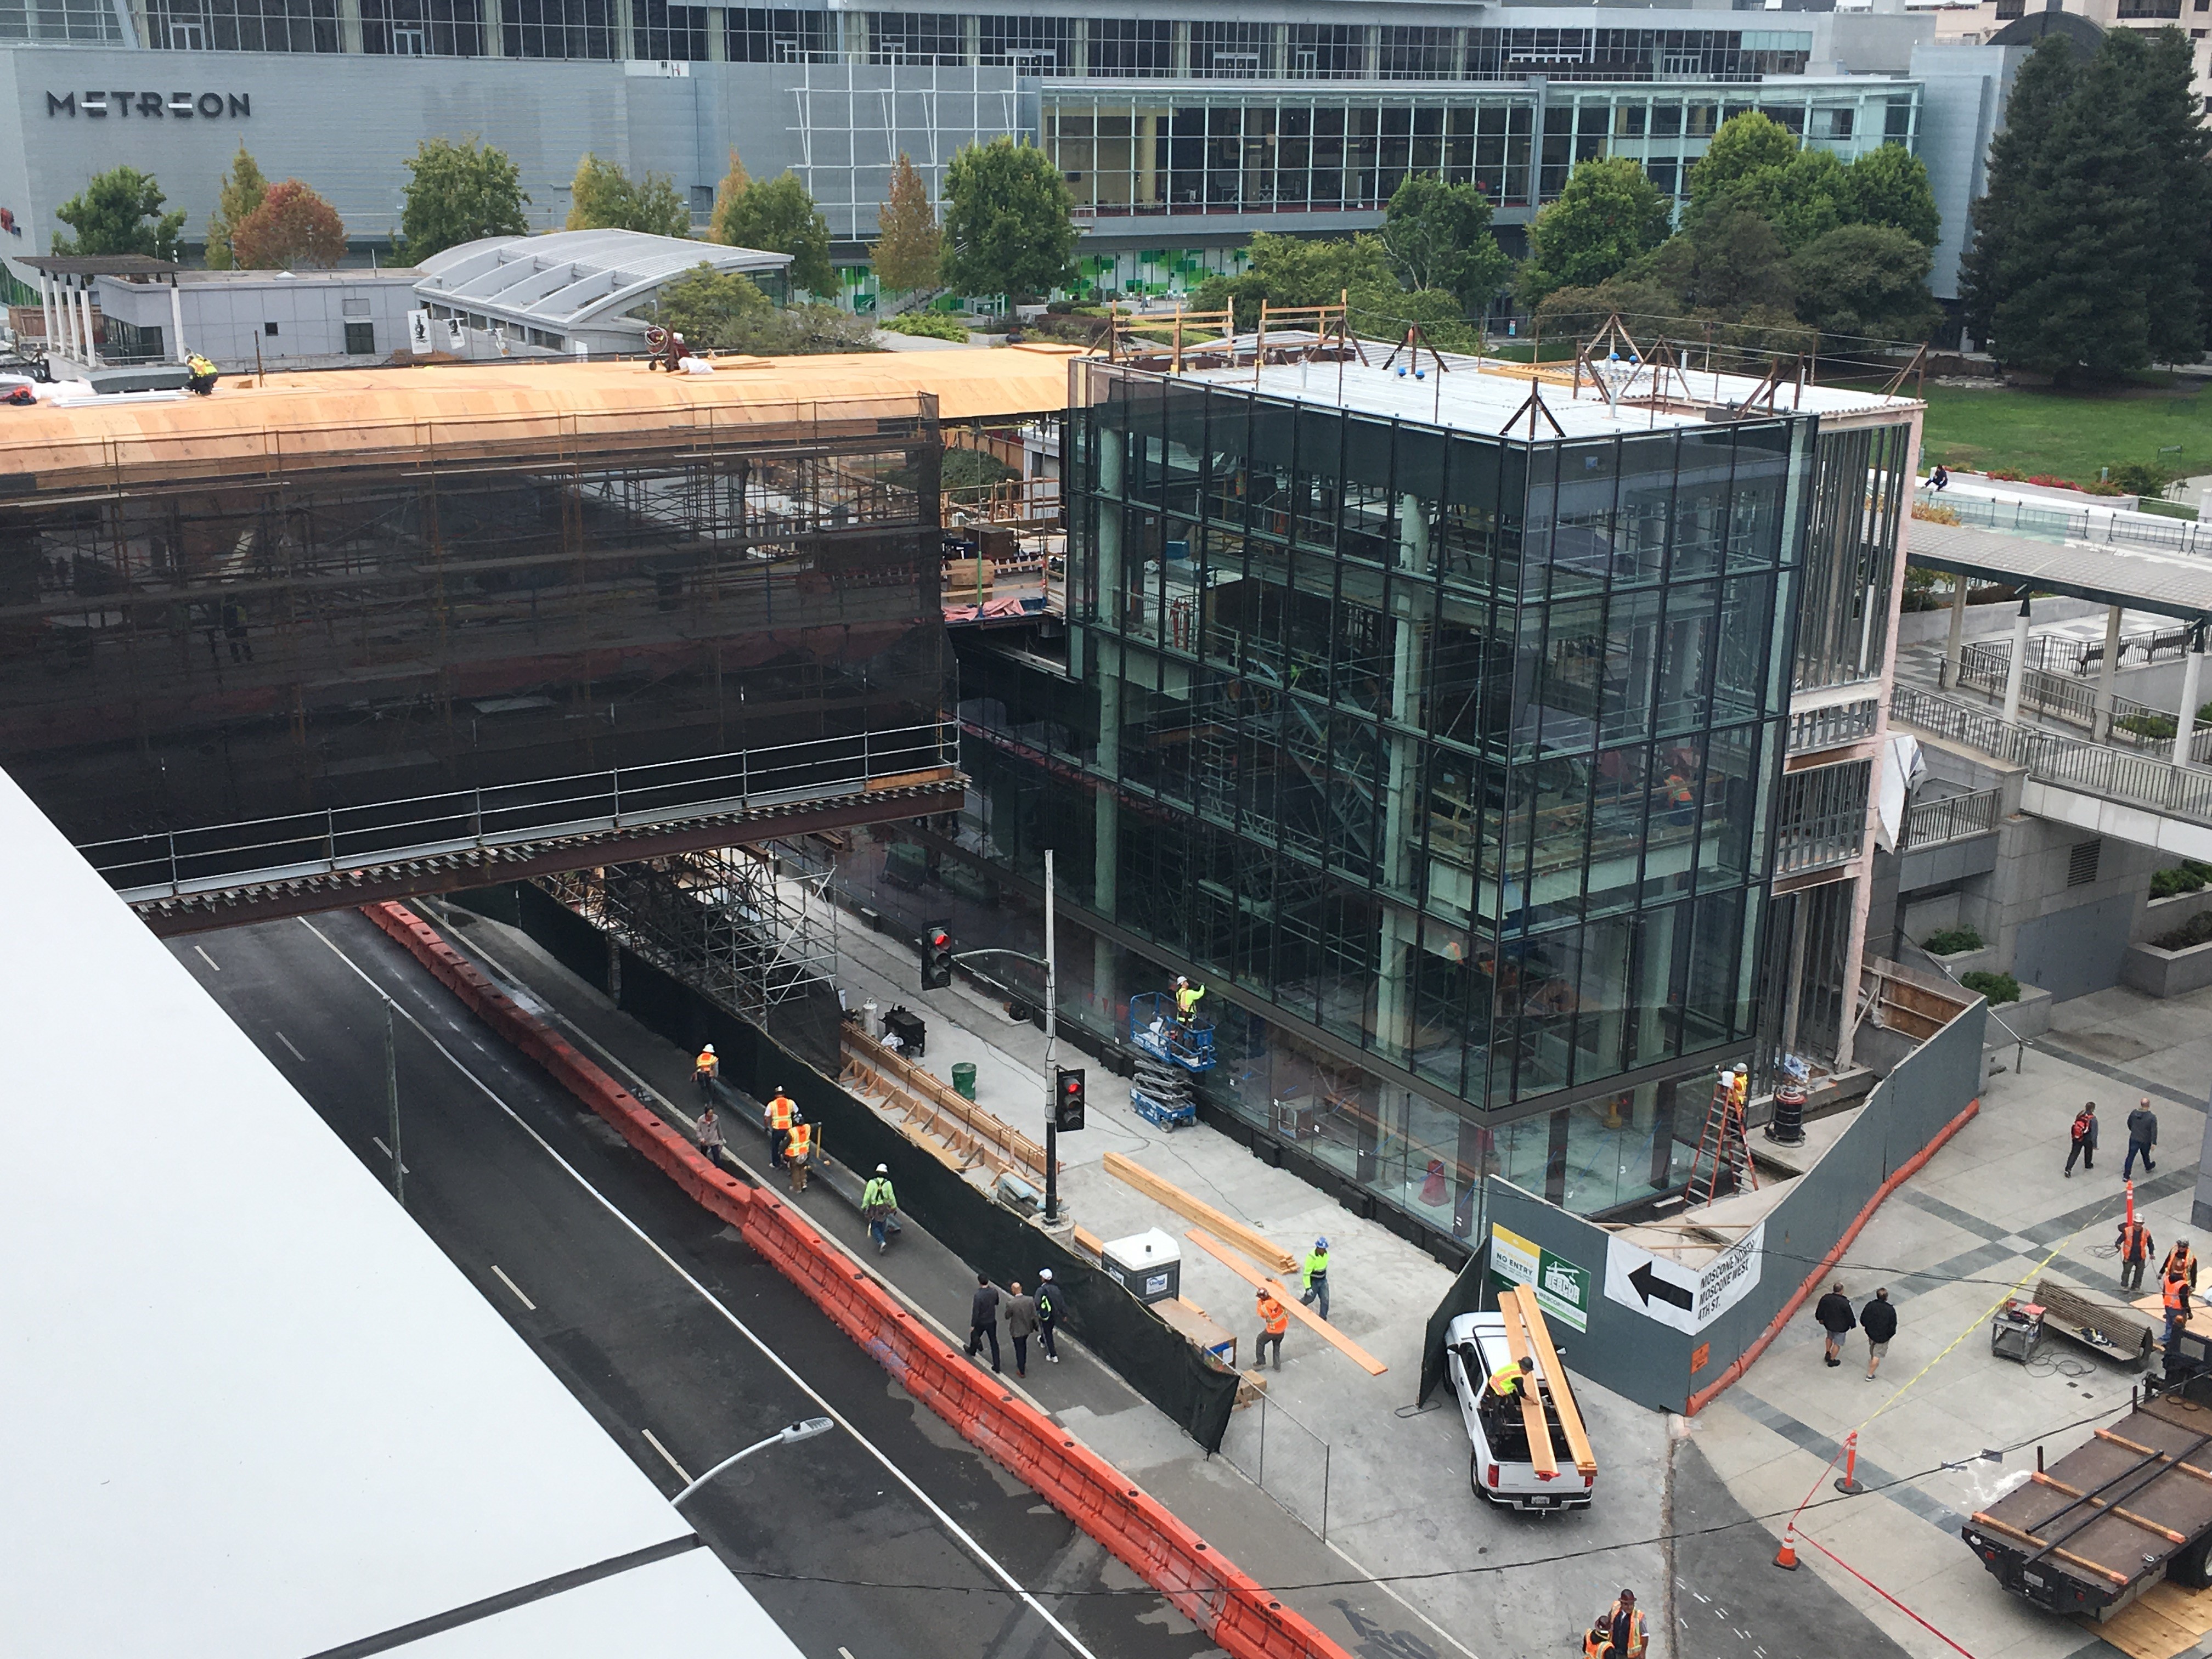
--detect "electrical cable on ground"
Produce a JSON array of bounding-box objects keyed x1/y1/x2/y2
[{"x1": 1787, "y1": 1530, "x2": 1981, "y2": 1659}]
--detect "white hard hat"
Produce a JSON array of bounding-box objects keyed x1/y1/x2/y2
[
  {"x1": 876, "y1": 1163, "x2": 889, "y2": 1174},
  {"x1": 703, "y1": 1043, "x2": 715, "y2": 1054},
  {"x1": 1039, "y1": 1268, "x2": 1053, "y2": 1281}
]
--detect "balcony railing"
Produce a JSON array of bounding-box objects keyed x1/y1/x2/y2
[
  {"x1": 1787, "y1": 696, "x2": 1880, "y2": 753},
  {"x1": 78, "y1": 722, "x2": 958, "y2": 901},
  {"x1": 1918, "y1": 486, "x2": 2209, "y2": 556},
  {"x1": 1774, "y1": 758, "x2": 1870, "y2": 877},
  {"x1": 1901, "y1": 786, "x2": 2001, "y2": 850},
  {"x1": 1954, "y1": 640, "x2": 2184, "y2": 751},
  {"x1": 1893, "y1": 685, "x2": 2212, "y2": 826}
]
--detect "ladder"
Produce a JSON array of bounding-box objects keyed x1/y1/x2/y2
[{"x1": 1685, "y1": 1069, "x2": 1758, "y2": 1207}]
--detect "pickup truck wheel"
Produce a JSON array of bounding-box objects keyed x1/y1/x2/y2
[
  {"x1": 1469, "y1": 1445, "x2": 1481, "y2": 1496},
  {"x1": 2169, "y1": 1534, "x2": 2212, "y2": 1589}
]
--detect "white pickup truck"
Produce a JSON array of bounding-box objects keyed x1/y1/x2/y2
[{"x1": 1443, "y1": 1298, "x2": 1597, "y2": 1513}]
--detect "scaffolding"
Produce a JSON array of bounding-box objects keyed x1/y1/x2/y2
[{"x1": 544, "y1": 845, "x2": 839, "y2": 1028}]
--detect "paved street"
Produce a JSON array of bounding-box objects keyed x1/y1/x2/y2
[{"x1": 174, "y1": 910, "x2": 1211, "y2": 1659}]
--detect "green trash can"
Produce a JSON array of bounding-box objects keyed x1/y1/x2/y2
[{"x1": 951, "y1": 1062, "x2": 978, "y2": 1101}]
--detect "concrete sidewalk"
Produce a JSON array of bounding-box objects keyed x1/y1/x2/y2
[
  {"x1": 428, "y1": 896, "x2": 1687, "y2": 1659},
  {"x1": 1691, "y1": 991, "x2": 2212, "y2": 1659}
]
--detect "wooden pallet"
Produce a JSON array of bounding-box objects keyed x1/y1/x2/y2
[{"x1": 2084, "y1": 1582, "x2": 2212, "y2": 1659}]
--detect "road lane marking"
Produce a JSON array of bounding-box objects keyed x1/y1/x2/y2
[
  {"x1": 274, "y1": 1030, "x2": 307, "y2": 1063},
  {"x1": 294, "y1": 912, "x2": 1102, "y2": 1659},
  {"x1": 491, "y1": 1264, "x2": 537, "y2": 1311},
  {"x1": 193, "y1": 945, "x2": 220, "y2": 972},
  {"x1": 370, "y1": 1136, "x2": 411, "y2": 1173},
  {"x1": 641, "y1": 1429, "x2": 692, "y2": 1485}
]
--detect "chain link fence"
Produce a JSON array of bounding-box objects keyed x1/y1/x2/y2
[{"x1": 1217, "y1": 1391, "x2": 1332, "y2": 1540}]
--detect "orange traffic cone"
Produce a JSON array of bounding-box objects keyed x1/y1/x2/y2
[{"x1": 1774, "y1": 1527, "x2": 1800, "y2": 1571}]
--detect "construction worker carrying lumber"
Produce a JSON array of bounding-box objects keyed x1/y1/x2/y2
[
  {"x1": 2166, "y1": 1239, "x2": 2199, "y2": 1291},
  {"x1": 694, "y1": 1042, "x2": 718, "y2": 1107},
  {"x1": 1173, "y1": 975, "x2": 1206, "y2": 1025},
  {"x1": 1255, "y1": 1288, "x2": 1289, "y2": 1370},
  {"x1": 785, "y1": 1113, "x2": 813, "y2": 1193},
  {"x1": 1299, "y1": 1237, "x2": 1331, "y2": 1322},
  {"x1": 765, "y1": 1086, "x2": 797, "y2": 1168},
  {"x1": 1582, "y1": 1590, "x2": 1647, "y2": 1658}
]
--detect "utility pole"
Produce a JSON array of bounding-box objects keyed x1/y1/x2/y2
[
  {"x1": 1043, "y1": 847, "x2": 1058, "y2": 1225},
  {"x1": 385, "y1": 1001, "x2": 404, "y2": 1208}
]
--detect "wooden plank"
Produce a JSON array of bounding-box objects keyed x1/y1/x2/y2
[
  {"x1": 2032, "y1": 1471, "x2": 2188, "y2": 1543},
  {"x1": 1494, "y1": 1288, "x2": 1558, "y2": 1480},
  {"x1": 1071, "y1": 1227, "x2": 1104, "y2": 1261},
  {"x1": 1181, "y1": 1229, "x2": 1387, "y2": 1375},
  {"x1": 2086, "y1": 1591, "x2": 2212, "y2": 1659},
  {"x1": 1511, "y1": 1286, "x2": 1599, "y2": 1478},
  {"x1": 1103, "y1": 1152, "x2": 1299, "y2": 1272}
]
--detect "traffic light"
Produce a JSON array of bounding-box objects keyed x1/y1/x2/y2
[
  {"x1": 1054, "y1": 1067, "x2": 1086, "y2": 1133},
  {"x1": 922, "y1": 920, "x2": 954, "y2": 991}
]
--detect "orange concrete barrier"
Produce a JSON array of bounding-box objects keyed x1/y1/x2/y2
[{"x1": 359, "y1": 902, "x2": 1349, "y2": 1659}]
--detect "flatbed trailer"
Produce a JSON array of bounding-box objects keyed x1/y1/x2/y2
[{"x1": 1963, "y1": 1387, "x2": 2212, "y2": 1618}]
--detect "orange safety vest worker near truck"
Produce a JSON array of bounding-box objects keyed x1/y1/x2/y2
[
  {"x1": 765, "y1": 1088, "x2": 796, "y2": 1166},
  {"x1": 1583, "y1": 1591, "x2": 1647, "y2": 1658}
]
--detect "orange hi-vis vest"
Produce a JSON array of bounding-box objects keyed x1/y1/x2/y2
[
  {"x1": 1257, "y1": 1294, "x2": 1288, "y2": 1335},
  {"x1": 768, "y1": 1094, "x2": 795, "y2": 1130},
  {"x1": 695, "y1": 1048, "x2": 718, "y2": 1077},
  {"x1": 2166, "y1": 1274, "x2": 2190, "y2": 1318},
  {"x1": 2169, "y1": 1245, "x2": 2198, "y2": 1284},
  {"x1": 786, "y1": 1122, "x2": 813, "y2": 1160}
]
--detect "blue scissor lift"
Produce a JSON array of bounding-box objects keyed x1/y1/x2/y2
[{"x1": 1127, "y1": 992, "x2": 1213, "y2": 1129}]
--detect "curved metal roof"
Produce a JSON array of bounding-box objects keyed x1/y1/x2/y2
[{"x1": 411, "y1": 230, "x2": 792, "y2": 335}]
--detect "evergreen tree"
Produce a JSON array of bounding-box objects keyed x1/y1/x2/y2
[
  {"x1": 1793, "y1": 223, "x2": 1943, "y2": 347},
  {"x1": 940, "y1": 138, "x2": 1077, "y2": 301},
  {"x1": 50, "y1": 167, "x2": 186, "y2": 261},
  {"x1": 713, "y1": 165, "x2": 833, "y2": 296},
  {"x1": 1958, "y1": 36, "x2": 2080, "y2": 353},
  {"x1": 399, "y1": 137, "x2": 531, "y2": 264},
  {"x1": 1517, "y1": 156, "x2": 1673, "y2": 307},
  {"x1": 205, "y1": 145, "x2": 268, "y2": 271},
  {"x1": 871, "y1": 153, "x2": 942, "y2": 294},
  {"x1": 2130, "y1": 26, "x2": 2211, "y2": 364}
]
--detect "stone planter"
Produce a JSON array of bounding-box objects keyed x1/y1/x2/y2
[
  {"x1": 2122, "y1": 937, "x2": 2212, "y2": 998},
  {"x1": 1976, "y1": 980, "x2": 2052, "y2": 1041},
  {"x1": 1925, "y1": 944, "x2": 1994, "y2": 979},
  {"x1": 2135, "y1": 888, "x2": 2212, "y2": 945}
]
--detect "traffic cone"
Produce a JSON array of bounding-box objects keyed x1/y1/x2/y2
[{"x1": 1774, "y1": 1526, "x2": 1800, "y2": 1571}]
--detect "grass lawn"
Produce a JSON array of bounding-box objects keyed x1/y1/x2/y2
[{"x1": 1920, "y1": 380, "x2": 2212, "y2": 486}]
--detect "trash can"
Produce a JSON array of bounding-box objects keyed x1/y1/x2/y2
[{"x1": 951, "y1": 1062, "x2": 978, "y2": 1101}]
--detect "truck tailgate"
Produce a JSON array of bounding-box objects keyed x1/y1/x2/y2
[{"x1": 1965, "y1": 1396, "x2": 2212, "y2": 1615}]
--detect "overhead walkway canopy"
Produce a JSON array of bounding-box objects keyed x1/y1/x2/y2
[{"x1": 1908, "y1": 520, "x2": 2212, "y2": 623}]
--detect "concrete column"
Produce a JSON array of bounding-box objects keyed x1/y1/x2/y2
[
  {"x1": 2193, "y1": 1089, "x2": 2212, "y2": 1231},
  {"x1": 168, "y1": 280, "x2": 187, "y2": 364},
  {"x1": 1374, "y1": 496, "x2": 1431, "y2": 1075},
  {"x1": 38, "y1": 274, "x2": 57, "y2": 364},
  {"x1": 614, "y1": 0, "x2": 634, "y2": 59},
  {"x1": 2176, "y1": 632, "x2": 2205, "y2": 769},
  {"x1": 1092, "y1": 426, "x2": 1125, "y2": 1011},
  {"x1": 705, "y1": 6, "x2": 724, "y2": 59},
  {"x1": 77, "y1": 286, "x2": 99, "y2": 368},
  {"x1": 1940, "y1": 579, "x2": 1967, "y2": 690},
  {"x1": 336, "y1": 0, "x2": 363, "y2": 53},
  {"x1": 2093, "y1": 603, "x2": 2121, "y2": 742},
  {"x1": 2000, "y1": 596, "x2": 2030, "y2": 726},
  {"x1": 483, "y1": 0, "x2": 505, "y2": 55}
]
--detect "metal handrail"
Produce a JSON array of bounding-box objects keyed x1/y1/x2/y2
[
  {"x1": 1892, "y1": 686, "x2": 2212, "y2": 826},
  {"x1": 1901, "y1": 786, "x2": 2002, "y2": 849},
  {"x1": 1953, "y1": 640, "x2": 2179, "y2": 747},
  {"x1": 78, "y1": 721, "x2": 958, "y2": 899}
]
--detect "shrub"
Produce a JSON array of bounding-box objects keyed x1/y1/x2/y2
[
  {"x1": 1923, "y1": 926, "x2": 1984, "y2": 956},
  {"x1": 2025, "y1": 473, "x2": 2081, "y2": 492},
  {"x1": 1987, "y1": 468, "x2": 2027, "y2": 482},
  {"x1": 883, "y1": 311, "x2": 972, "y2": 341},
  {"x1": 1911, "y1": 502, "x2": 1962, "y2": 526},
  {"x1": 2154, "y1": 909, "x2": 2212, "y2": 951},
  {"x1": 1959, "y1": 970, "x2": 2021, "y2": 1005},
  {"x1": 2083, "y1": 479, "x2": 2126, "y2": 497},
  {"x1": 2108, "y1": 461, "x2": 2173, "y2": 500},
  {"x1": 2119, "y1": 712, "x2": 2179, "y2": 740},
  {"x1": 2150, "y1": 862, "x2": 2212, "y2": 899}
]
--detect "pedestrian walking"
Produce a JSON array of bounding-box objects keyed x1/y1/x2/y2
[
  {"x1": 861, "y1": 1163, "x2": 899, "y2": 1252},
  {"x1": 693, "y1": 1042, "x2": 718, "y2": 1108},
  {"x1": 2064, "y1": 1102, "x2": 2098, "y2": 1177},
  {"x1": 1859, "y1": 1287, "x2": 1897, "y2": 1380},
  {"x1": 697, "y1": 1103, "x2": 726, "y2": 1169},
  {"x1": 2165, "y1": 1269, "x2": 2193, "y2": 1353},
  {"x1": 1255, "y1": 1287, "x2": 1289, "y2": 1369},
  {"x1": 1006, "y1": 1280, "x2": 1039, "y2": 1376},
  {"x1": 1299, "y1": 1237, "x2": 1332, "y2": 1322},
  {"x1": 1815, "y1": 1280, "x2": 1856, "y2": 1368},
  {"x1": 1035, "y1": 1268, "x2": 1061, "y2": 1363},
  {"x1": 965, "y1": 1273, "x2": 1003, "y2": 1373},
  {"x1": 2165, "y1": 1238, "x2": 2199, "y2": 1290},
  {"x1": 2119, "y1": 1216, "x2": 2156, "y2": 1292},
  {"x1": 2125, "y1": 1097, "x2": 2160, "y2": 1180},
  {"x1": 783, "y1": 1113, "x2": 812, "y2": 1193},
  {"x1": 764, "y1": 1085, "x2": 796, "y2": 1169}
]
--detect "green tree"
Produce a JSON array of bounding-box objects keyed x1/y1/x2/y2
[
  {"x1": 1958, "y1": 36, "x2": 2080, "y2": 354},
  {"x1": 1792, "y1": 223, "x2": 1943, "y2": 346},
  {"x1": 2129, "y1": 26, "x2": 2211, "y2": 364},
  {"x1": 1517, "y1": 157, "x2": 1673, "y2": 308},
  {"x1": 1649, "y1": 207, "x2": 1798, "y2": 317},
  {"x1": 1841, "y1": 144, "x2": 1941, "y2": 249},
  {"x1": 1379, "y1": 173, "x2": 1510, "y2": 316},
  {"x1": 1192, "y1": 232, "x2": 1392, "y2": 329},
  {"x1": 204, "y1": 145, "x2": 268, "y2": 271},
  {"x1": 399, "y1": 136, "x2": 531, "y2": 264},
  {"x1": 566, "y1": 153, "x2": 691, "y2": 236},
  {"x1": 1685, "y1": 112, "x2": 1800, "y2": 220},
  {"x1": 50, "y1": 167, "x2": 185, "y2": 261},
  {"x1": 232, "y1": 179, "x2": 348, "y2": 270},
  {"x1": 713, "y1": 169, "x2": 834, "y2": 295},
  {"x1": 645, "y1": 263, "x2": 876, "y2": 355},
  {"x1": 871, "y1": 152, "x2": 943, "y2": 295},
  {"x1": 1767, "y1": 147, "x2": 1848, "y2": 252},
  {"x1": 940, "y1": 137, "x2": 1077, "y2": 301}
]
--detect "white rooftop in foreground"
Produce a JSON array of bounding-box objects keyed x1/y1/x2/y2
[
  {"x1": 1171, "y1": 347, "x2": 1923, "y2": 438},
  {"x1": 0, "y1": 767, "x2": 799, "y2": 1659}
]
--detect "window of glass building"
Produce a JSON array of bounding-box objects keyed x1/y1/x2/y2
[
  {"x1": 1286, "y1": 23, "x2": 1363, "y2": 78},
  {"x1": 1089, "y1": 17, "x2": 1172, "y2": 77},
  {"x1": 727, "y1": 6, "x2": 836, "y2": 60},
  {"x1": 1378, "y1": 25, "x2": 1459, "y2": 81},
  {"x1": 869, "y1": 10, "x2": 968, "y2": 63},
  {"x1": 143, "y1": 0, "x2": 337, "y2": 52},
  {"x1": 980, "y1": 14, "x2": 1070, "y2": 71},
  {"x1": 505, "y1": 0, "x2": 613, "y2": 58},
  {"x1": 1193, "y1": 20, "x2": 1271, "y2": 78},
  {"x1": 2, "y1": 0, "x2": 121, "y2": 40},
  {"x1": 363, "y1": 0, "x2": 482, "y2": 54},
  {"x1": 633, "y1": 0, "x2": 706, "y2": 58}
]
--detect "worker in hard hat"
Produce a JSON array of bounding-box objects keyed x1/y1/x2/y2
[
  {"x1": 693, "y1": 1042, "x2": 718, "y2": 1108},
  {"x1": 1583, "y1": 1589, "x2": 1646, "y2": 1658},
  {"x1": 764, "y1": 1085, "x2": 797, "y2": 1169},
  {"x1": 186, "y1": 352, "x2": 218, "y2": 395},
  {"x1": 1173, "y1": 975, "x2": 1206, "y2": 1025}
]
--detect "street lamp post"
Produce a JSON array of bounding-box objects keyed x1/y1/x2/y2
[
  {"x1": 1043, "y1": 846, "x2": 1059, "y2": 1225},
  {"x1": 670, "y1": 1416, "x2": 835, "y2": 1508}
]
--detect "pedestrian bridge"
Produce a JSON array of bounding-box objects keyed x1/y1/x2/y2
[{"x1": 1892, "y1": 685, "x2": 2212, "y2": 860}]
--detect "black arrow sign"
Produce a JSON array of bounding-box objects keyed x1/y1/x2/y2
[{"x1": 1628, "y1": 1260, "x2": 1694, "y2": 1312}]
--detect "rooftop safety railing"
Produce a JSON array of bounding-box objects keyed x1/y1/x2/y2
[
  {"x1": 78, "y1": 721, "x2": 958, "y2": 902},
  {"x1": 1917, "y1": 486, "x2": 2209, "y2": 556},
  {"x1": 1893, "y1": 685, "x2": 2212, "y2": 826}
]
